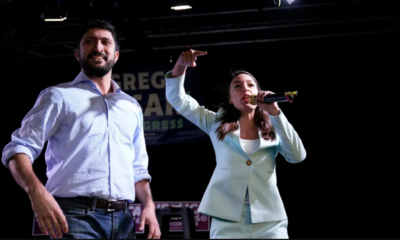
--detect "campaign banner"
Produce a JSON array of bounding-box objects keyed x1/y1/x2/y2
[
  {"x1": 111, "y1": 69, "x2": 207, "y2": 145},
  {"x1": 32, "y1": 201, "x2": 210, "y2": 236}
]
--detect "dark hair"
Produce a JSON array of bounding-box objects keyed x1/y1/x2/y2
[
  {"x1": 214, "y1": 70, "x2": 276, "y2": 141},
  {"x1": 75, "y1": 19, "x2": 120, "y2": 51}
]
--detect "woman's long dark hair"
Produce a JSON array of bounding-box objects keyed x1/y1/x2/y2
[{"x1": 214, "y1": 70, "x2": 276, "y2": 142}]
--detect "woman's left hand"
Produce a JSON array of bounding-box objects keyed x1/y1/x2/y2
[{"x1": 256, "y1": 90, "x2": 281, "y2": 116}]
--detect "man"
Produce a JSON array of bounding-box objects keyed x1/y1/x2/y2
[{"x1": 1, "y1": 19, "x2": 161, "y2": 239}]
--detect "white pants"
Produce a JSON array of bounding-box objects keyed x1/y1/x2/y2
[{"x1": 210, "y1": 204, "x2": 289, "y2": 239}]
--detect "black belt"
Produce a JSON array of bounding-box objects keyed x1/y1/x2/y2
[{"x1": 57, "y1": 196, "x2": 128, "y2": 211}]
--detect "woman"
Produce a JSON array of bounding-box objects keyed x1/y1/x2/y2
[{"x1": 165, "y1": 49, "x2": 306, "y2": 239}]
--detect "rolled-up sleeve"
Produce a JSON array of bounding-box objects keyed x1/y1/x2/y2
[
  {"x1": 132, "y1": 107, "x2": 151, "y2": 183},
  {"x1": 1, "y1": 87, "x2": 63, "y2": 168}
]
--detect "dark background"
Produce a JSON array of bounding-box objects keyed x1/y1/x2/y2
[{"x1": 0, "y1": 0, "x2": 398, "y2": 239}]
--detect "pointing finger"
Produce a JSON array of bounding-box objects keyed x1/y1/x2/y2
[{"x1": 193, "y1": 50, "x2": 207, "y2": 56}]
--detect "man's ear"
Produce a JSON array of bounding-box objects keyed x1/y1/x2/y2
[
  {"x1": 114, "y1": 51, "x2": 119, "y2": 63},
  {"x1": 74, "y1": 49, "x2": 79, "y2": 61}
]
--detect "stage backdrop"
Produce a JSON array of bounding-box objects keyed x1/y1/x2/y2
[{"x1": 111, "y1": 67, "x2": 206, "y2": 145}]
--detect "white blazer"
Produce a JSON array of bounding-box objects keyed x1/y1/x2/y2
[{"x1": 165, "y1": 71, "x2": 306, "y2": 223}]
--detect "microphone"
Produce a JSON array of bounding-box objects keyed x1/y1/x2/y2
[{"x1": 248, "y1": 91, "x2": 298, "y2": 105}]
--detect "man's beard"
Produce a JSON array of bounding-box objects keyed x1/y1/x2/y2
[{"x1": 79, "y1": 51, "x2": 115, "y2": 77}]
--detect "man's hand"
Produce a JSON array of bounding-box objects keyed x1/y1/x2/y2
[
  {"x1": 7, "y1": 155, "x2": 68, "y2": 238},
  {"x1": 29, "y1": 186, "x2": 68, "y2": 238},
  {"x1": 139, "y1": 205, "x2": 161, "y2": 239}
]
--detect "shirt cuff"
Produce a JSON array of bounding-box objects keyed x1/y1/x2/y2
[
  {"x1": 2, "y1": 145, "x2": 34, "y2": 168},
  {"x1": 134, "y1": 174, "x2": 152, "y2": 184}
]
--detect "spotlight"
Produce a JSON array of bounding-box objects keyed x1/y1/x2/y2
[
  {"x1": 273, "y1": 0, "x2": 295, "y2": 6},
  {"x1": 40, "y1": 0, "x2": 68, "y2": 22},
  {"x1": 44, "y1": 16, "x2": 67, "y2": 22},
  {"x1": 171, "y1": 1, "x2": 192, "y2": 10}
]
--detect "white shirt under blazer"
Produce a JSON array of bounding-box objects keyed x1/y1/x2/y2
[{"x1": 165, "y1": 71, "x2": 307, "y2": 223}]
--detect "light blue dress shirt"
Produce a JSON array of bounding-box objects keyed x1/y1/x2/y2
[{"x1": 2, "y1": 72, "x2": 151, "y2": 202}]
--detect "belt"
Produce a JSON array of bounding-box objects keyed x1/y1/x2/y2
[{"x1": 57, "y1": 196, "x2": 128, "y2": 212}]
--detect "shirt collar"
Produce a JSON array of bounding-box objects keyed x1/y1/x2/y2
[{"x1": 69, "y1": 71, "x2": 122, "y2": 93}]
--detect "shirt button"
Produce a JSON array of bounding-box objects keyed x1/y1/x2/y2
[
  {"x1": 246, "y1": 160, "x2": 252, "y2": 166},
  {"x1": 110, "y1": 137, "x2": 114, "y2": 141},
  {"x1": 111, "y1": 159, "x2": 114, "y2": 163}
]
